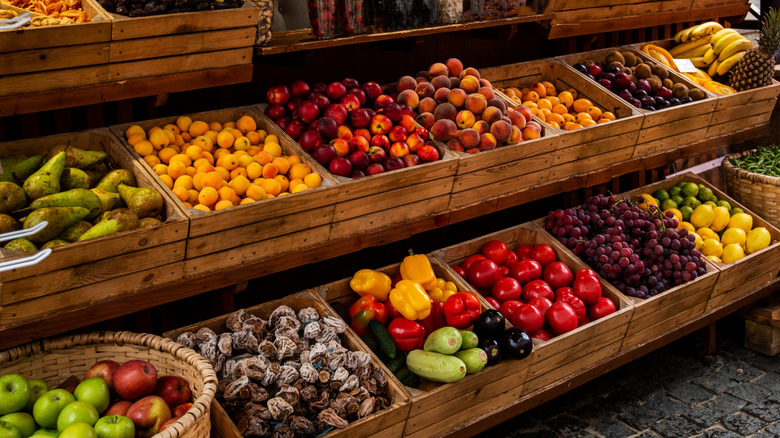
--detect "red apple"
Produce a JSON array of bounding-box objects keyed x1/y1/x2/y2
[
  {"x1": 369, "y1": 134, "x2": 390, "y2": 150},
  {"x1": 401, "y1": 105, "x2": 416, "y2": 117},
  {"x1": 373, "y1": 94, "x2": 395, "y2": 109},
  {"x1": 299, "y1": 130, "x2": 323, "y2": 153},
  {"x1": 389, "y1": 141, "x2": 410, "y2": 158},
  {"x1": 348, "y1": 88, "x2": 367, "y2": 106},
  {"x1": 417, "y1": 144, "x2": 440, "y2": 162},
  {"x1": 363, "y1": 82, "x2": 383, "y2": 100},
  {"x1": 313, "y1": 144, "x2": 337, "y2": 166},
  {"x1": 266, "y1": 85, "x2": 290, "y2": 105},
  {"x1": 399, "y1": 115, "x2": 416, "y2": 133},
  {"x1": 366, "y1": 162, "x2": 386, "y2": 175},
  {"x1": 402, "y1": 154, "x2": 421, "y2": 167},
  {"x1": 309, "y1": 92, "x2": 330, "y2": 110},
  {"x1": 367, "y1": 146, "x2": 386, "y2": 163},
  {"x1": 85, "y1": 360, "x2": 119, "y2": 394},
  {"x1": 350, "y1": 170, "x2": 365, "y2": 179},
  {"x1": 275, "y1": 117, "x2": 290, "y2": 131},
  {"x1": 405, "y1": 133, "x2": 425, "y2": 152},
  {"x1": 159, "y1": 418, "x2": 178, "y2": 433},
  {"x1": 340, "y1": 94, "x2": 361, "y2": 112},
  {"x1": 285, "y1": 96, "x2": 303, "y2": 113},
  {"x1": 388, "y1": 125, "x2": 408, "y2": 142},
  {"x1": 315, "y1": 117, "x2": 338, "y2": 140},
  {"x1": 113, "y1": 360, "x2": 158, "y2": 402},
  {"x1": 104, "y1": 400, "x2": 133, "y2": 417},
  {"x1": 153, "y1": 376, "x2": 191, "y2": 410},
  {"x1": 265, "y1": 103, "x2": 286, "y2": 121},
  {"x1": 285, "y1": 119, "x2": 306, "y2": 140},
  {"x1": 336, "y1": 125, "x2": 353, "y2": 141},
  {"x1": 342, "y1": 77, "x2": 360, "y2": 89},
  {"x1": 296, "y1": 101, "x2": 320, "y2": 123},
  {"x1": 330, "y1": 138, "x2": 350, "y2": 157},
  {"x1": 290, "y1": 80, "x2": 310, "y2": 97},
  {"x1": 348, "y1": 150, "x2": 370, "y2": 171},
  {"x1": 326, "y1": 82, "x2": 347, "y2": 100},
  {"x1": 384, "y1": 156, "x2": 406, "y2": 171},
  {"x1": 172, "y1": 403, "x2": 192, "y2": 418},
  {"x1": 329, "y1": 156, "x2": 352, "y2": 177},
  {"x1": 350, "y1": 108, "x2": 373, "y2": 128},
  {"x1": 323, "y1": 104, "x2": 348, "y2": 125},
  {"x1": 381, "y1": 103, "x2": 403, "y2": 122},
  {"x1": 348, "y1": 135, "x2": 370, "y2": 153},
  {"x1": 370, "y1": 114, "x2": 392, "y2": 135},
  {"x1": 126, "y1": 395, "x2": 171, "y2": 438}
]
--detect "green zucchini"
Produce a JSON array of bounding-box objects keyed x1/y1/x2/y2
[
  {"x1": 423, "y1": 326, "x2": 462, "y2": 355},
  {"x1": 459, "y1": 330, "x2": 479, "y2": 350},
  {"x1": 454, "y1": 348, "x2": 488, "y2": 374},
  {"x1": 406, "y1": 349, "x2": 467, "y2": 383},
  {"x1": 368, "y1": 319, "x2": 396, "y2": 359}
]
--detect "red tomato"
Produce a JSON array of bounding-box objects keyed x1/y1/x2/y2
[
  {"x1": 556, "y1": 291, "x2": 587, "y2": 323},
  {"x1": 498, "y1": 265, "x2": 510, "y2": 277},
  {"x1": 578, "y1": 315, "x2": 592, "y2": 327},
  {"x1": 467, "y1": 259, "x2": 501, "y2": 289},
  {"x1": 452, "y1": 265, "x2": 467, "y2": 280},
  {"x1": 573, "y1": 273, "x2": 602, "y2": 306},
  {"x1": 510, "y1": 303, "x2": 544, "y2": 334},
  {"x1": 515, "y1": 244, "x2": 533, "y2": 260},
  {"x1": 547, "y1": 301, "x2": 578, "y2": 335},
  {"x1": 530, "y1": 244, "x2": 556, "y2": 268},
  {"x1": 492, "y1": 277, "x2": 522, "y2": 302},
  {"x1": 509, "y1": 259, "x2": 542, "y2": 284},
  {"x1": 532, "y1": 328, "x2": 552, "y2": 341},
  {"x1": 555, "y1": 287, "x2": 574, "y2": 300},
  {"x1": 504, "y1": 251, "x2": 519, "y2": 269},
  {"x1": 522, "y1": 279, "x2": 554, "y2": 302},
  {"x1": 481, "y1": 240, "x2": 509, "y2": 265},
  {"x1": 576, "y1": 268, "x2": 599, "y2": 279},
  {"x1": 588, "y1": 297, "x2": 617, "y2": 320},
  {"x1": 543, "y1": 261, "x2": 574, "y2": 289},
  {"x1": 527, "y1": 297, "x2": 552, "y2": 317},
  {"x1": 498, "y1": 300, "x2": 523, "y2": 320},
  {"x1": 484, "y1": 296, "x2": 502, "y2": 310},
  {"x1": 460, "y1": 254, "x2": 487, "y2": 272}
]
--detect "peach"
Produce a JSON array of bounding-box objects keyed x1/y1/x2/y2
[
  {"x1": 397, "y1": 76, "x2": 417, "y2": 92},
  {"x1": 460, "y1": 67, "x2": 481, "y2": 80},
  {"x1": 447, "y1": 88, "x2": 468, "y2": 108},
  {"x1": 446, "y1": 138, "x2": 464, "y2": 152},
  {"x1": 449, "y1": 77, "x2": 461, "y2": 89},
  {"x1": 433, "y1": 102, "x2": 458, "y2": 121},
  {"x1": 478, "y1": 86, "x2": 496, "y2": 101},
  {"x1": 481, "y1": 106, "x2": 503, "y2": 125},
  {"x1": 431, "y1": 75, "x2": 452, "y2": 90},
  {"x1": 516, "y1": 105, "x2": 534, "y2": 126},
  {"x1": 428, "y1": 62, "x2": 449, "y2": 78},
  {"x1": 434, "y1": 87, "x2": 451, "y2": 103},
  {"x1": 464, "y1": 93, "x2": 487, "y2": 115},
  {"x1": 472, "y1": 120, "x2": 490, "y2": 135},
  {"x1": 480, "y1": 78, "x2": 492, "y2": 88},
  {"x1": 415, "y1": 82, "x2": 435, "y2": 99},
  {"x1": 455, "y1": 110, "x2": 476, "y2": 129},
  {"x1": 521, "y1": 126, "x2": 541, "y2": 140},
  {"x1": 419, "y1": 97, "x2": 438, "y2": 114},
  {"x1": 527, "y1": 120, "x2": 543, "y2": 133},
  {"x1": 509, "y1": 125, "x2": 523, "y2": 144},
  {"x1": 478, "y1": 133, "x2": 497, "y2": 151},
  {"x1": 490, "y1": 120, "x2": 512, "y2": 144},
  {"x1": 416, "y1": 76, "x2": 427, "y2": 84},
  {"x1": 397, "y1": 89, "x2": 420, "y2": 108},
  {"x1": 445, "y1": 58, "x2": 464, "y2": 78},
  {"x1": 460, "y1": 75, "x2": 481, "y2": 93},
  {"x1": 488, "y1": 98, "x2": 507, "y2": 114},
  {"x1": 416, "y1": 112, "x2": 435, "y2": 131},
  {"x1": 430, "y1": 119, "x2": 458, "y2": 142},
  {"x1": 507, "y1": 108, "x2": 526, "y2": 129},
  {"x1": 458, "y1": 128, "x2": 481, "y2": 148}
]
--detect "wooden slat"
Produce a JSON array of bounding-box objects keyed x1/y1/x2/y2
[
  {"x1": 330, "y1": 195, "x2": 451, "y2": 240},
  {"x1": 109, "y1": 27, "x2": 255, "y2": 62},
  {"x1": 107, "y1": 47, "x2": 252, "y2": 82},
  {"x1": 0, "y1": 43, "x2": 109, "y2": 75},
  {"x1": 0, "y1": 65, "x2": 109, "y2": 98}
]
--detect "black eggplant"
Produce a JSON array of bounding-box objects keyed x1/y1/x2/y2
[
  {"x1": 477, "y1": 337, "x2": 502, "y2": 366},
  {"x1": 472, "y1": 309, "x2": 505, "y2": 340},
  {"x1": 502, "y1": 328, "x2": 532, "y2": 360}
]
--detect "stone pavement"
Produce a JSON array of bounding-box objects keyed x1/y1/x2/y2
[{"x1": 476, "y1": 314, "x2": 780, "y2": 438}]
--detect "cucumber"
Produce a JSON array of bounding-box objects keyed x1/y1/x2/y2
[
  {"x1": 395, "y1": 367, "x2": 421, "y2": 388},
  {"x1": 423, "y1": 326, "x2": 462, "y2": 355},
  {"x1": 454, "y1": 348, "x2": 488, "y2": 374},
  {"x1": 406, "y1": 349, "x2": 467, "y2": 383},
  {"x1": 459, "y1": 330, "x2": 479, "y2": 350},
  {"x1": 385, "y1": 351, "x2": 407, "y2": 374},
  {"x1": 368, "y1": 319, "x2": 396, "y2": 359}
]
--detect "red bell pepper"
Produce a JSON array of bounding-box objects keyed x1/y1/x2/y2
[
  {"x1": 387, "y1": 317, "x2": 425, "y2": 352},
  {"x1": 419, "y1": 300, "x2": 447, "y2": 337},
  {"x1": 349, "y1": 295, "x2": 388, "y2": 336},
  {"x1": 386, "y1": 299, "x2": 403, "y2": 321},
  {"x1": 443, "y1": 292, "x2": 482, "y2": 329}
]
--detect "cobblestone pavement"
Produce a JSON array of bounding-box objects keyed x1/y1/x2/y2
[{"x1": 476, "y1": 315, "x2": 780, "y2": 438}]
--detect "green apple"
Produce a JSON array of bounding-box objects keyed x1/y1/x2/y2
[
  {"x1": 32, "y1": 390, "x2": 74, "y2": 429},
  {"x1": 24, "y1": 381, "x2": 48, "y2": 413},
  {"x1": 30, "y1": 429, "x2": 58, "y2": 437},
  {"x1": 73, "y1": 379, "x2": 109, "y2": 414},
  {"x1": 0, "y1": 413, "x2": 35, "y2": 438},
  {"x1": 56, "y1": 401, "x2": 98, "y2": 431},
  {"x1": 0, "y1": 375, "x2": 30, "y2": 415},
  {"x1": 93, "y1": 416, "x2": 134, "y2": 438},
  {"x1": 58, "y1": 423, "x2": 95, "y2": 438},
  {"x1": 0, "y1": 420, "x2": 20, "y2": 438}
]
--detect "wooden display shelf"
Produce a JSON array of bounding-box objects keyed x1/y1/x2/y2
[{"x1": 255, "y1": 14, "x2": 553, "y2": 55}]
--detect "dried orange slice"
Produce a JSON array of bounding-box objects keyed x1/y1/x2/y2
[{"x1": 702, "y1": 80, "x2": 736, "y2": 95}]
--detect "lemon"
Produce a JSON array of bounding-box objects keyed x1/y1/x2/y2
[
  {"x1": 710, "y1": 206, "x2": 730, "y2": 232},
  {"x1": 728, "y1": 212, "x2": 753, "y2": 233},
  {"x1": 690, "y1": 204, "x2": 714, "y2": 229},
  {"x1": 664, "y1": 208, "x2": 682, "y2": 223},
  {"x1": 681, "y1": 182, "x2": 699, "y2": 198},
  {"x1": 701, "y1": 238, "x2": 723, "y2": 257},
  {"x1": 721, "y1": 243, "x2": 745, "y2": 264},
  {"x1": 706, "y1": 255, "x2": 723, "y2": 264},
  {"x1": 680, "y1": 206, "x2": 694, "y2": 222},
  {"x1": 637, "y1": 193, "x2": 658, "y2": 210},
  {"x1": 721, "y1": 227, "x2": 747, "y2": 247},
  {"x1": 697, "y1": 227, "x2": 720, "y2": 242},
  {"x1": 679, "y1": 221, "x2": 696, "y2": 233},
  {"x1": 746, "y1": 227, "x2": 771, "y2": 254},
  {"x1": 689, "y1": 232, "x2": 704, "y2": 250}
]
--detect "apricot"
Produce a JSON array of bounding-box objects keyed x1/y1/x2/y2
[{"x1": 530, "y1": 82, "x2": 547, "y2": 98}]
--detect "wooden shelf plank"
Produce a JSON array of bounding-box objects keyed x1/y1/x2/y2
[{"x1": 256, "y1": 13, "x2": 554, "y2": 55}]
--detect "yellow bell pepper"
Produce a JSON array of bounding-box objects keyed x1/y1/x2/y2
[
  {"x1": 389, "y1": 280, "x2": 432, "y2": 320},
  {"x1": 349, "y1": 269, "x2": 392, "y2": 301},
  {"x1": 400, "y1": 252, "x2": 437, "y2": 291},
  {"x1": 428, "y1": 278, "x2": 458, "y2": 302}
]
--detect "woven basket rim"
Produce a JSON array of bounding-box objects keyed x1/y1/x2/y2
[
  {"x1": 0, "y1": 331, "x2": 216, "y2": 438},
  {"x1": 722, "y1": 149, "x2": 780, "y2": 186}
]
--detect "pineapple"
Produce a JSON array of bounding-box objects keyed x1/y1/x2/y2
[{"x1": 729, "y1": 8, "x2": 780, "y2": 91}]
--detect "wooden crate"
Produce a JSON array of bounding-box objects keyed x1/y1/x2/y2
[
  {"x1": 622, "y1": 172, "x2": 780, "y2": 312},
  {"x1": 0, "y1": 129, "x2": 188, "y2": 327},
  {"x1": 432, "y1": 223, "x2": 634, "y2": 397},
  {"x1": 0, "y1": 0, "x2": 111, "y2": 97},
  {"x1": 483, "y1": 59, "x2": 643, "y2": 185},
  {"x1": 163, "y1": 291, "x2": 411, "y2": 438},
  {"x1": 741, "y1": 294, "x2": 780, "y2": 356},
  {"x1": 558, "y1": 47, "x2": 718, "y2": 159},
  {"x1": 313, "y1": 257, "x2": 533, "y2": 438},
  {"x1": 257, "y1": 107, "x2": 459, "y2": 241},
  {"x1": 110, "y1": 107, "x2": 339, "y2": 277}
]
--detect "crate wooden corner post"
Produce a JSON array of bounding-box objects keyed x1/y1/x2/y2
[
  {"x1": 432, "y1": 223, "x2": 633, "y2": 399},
  {"x1": 110, "y1": 107, "x2": 338, "y2": 278},
  {"x1": 163, "y1": 290, "x2": 411, "y2": 438},
  {"x1": 709, "y1": 77, "x2": 780, "y2": 138},
  {"x1": 742, "y1": 295, "x2": 780, "y2": 356},
  {"x1": 0, "y1": 129, "x2": 188, "y2": 328}
]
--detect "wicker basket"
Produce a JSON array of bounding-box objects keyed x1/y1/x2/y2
[
  {"x1": 0, "y1": 331, "x2": 217, "y2": 438},
  {"x1": 253, "y1": 0, "x2": 273, "y2": 45},
  {"x1": 722, "y1": 149, "x2": 780, "y2": 229}
]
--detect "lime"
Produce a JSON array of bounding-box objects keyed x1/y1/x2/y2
[
  {"x1": 671, "y1": 195, "x2": 684, "y2": 205},
  {"x1": 728, "y1": 212, "x2": 753, "y2": 233},
  {"x1": 708, "y1": 194, "x2": 719, "y2": 203},
  {"x1": 697, "y1": 187, "x2": 714, "y2": 202},
  {"x1": 731, "y1": 207, "x2": 744, "y2": 216},
  {"x1": 690, "y1": 204, "x2": 714, "y2": 229},
  {"x1": 681, "y1": 196, "x2": 701, "y2": 209},
  {"x1": 710, "y1": 206, "x2": 730, "y2": 232},
  {"x1": 697, "y1": 183, "x2": 707, "y2": 192},
  {"x1": 746, "y1": 227, "x2": 771, "y2": 254},
  {"x1": 653, "y1": 189, "x2": 670, "y2": 203},
  {"x1": 669, "y1": 186, "x2": 682, "y2": 197},
  {"x1": 680, "y1": 205, "x2": 694, "y2": 221},
  {"x1": 717, "y1": 200, "x2": 732, "y2": 211},
  {"x1": 701, "y1": 238, "x2": 723, "y2": 258},
  {"x1": 681, "y1": 182, "x2": 699, "y2": 198},
  {"x1": 661, "y1": 199, "x2": 678, "y2": 210},
  {"x1": 721, "y1": 243, "x2": 745, "y2": 264}
]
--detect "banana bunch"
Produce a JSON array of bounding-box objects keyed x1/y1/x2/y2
[{"x1": 671, "y1": 23, "x2": 753, "y2": 77}]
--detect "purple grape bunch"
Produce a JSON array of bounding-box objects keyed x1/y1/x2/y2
[{"x1": 544, "y1": 194, "x2": 707, "y2": 299}]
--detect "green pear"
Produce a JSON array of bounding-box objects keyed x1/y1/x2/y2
[
  {"x1": 59, "y1": 220, "x2": 93, "y2": 242},
  {"x1": 60, "y1": 168, "x2": 90, "y2": 190},
  {"x1": 117, "y1": 184, "x2": 163, "y2": 219},
  {"x1": 30, "y1": 188, "x2": 102, "y2": 220},
  {"x1": 41, "y1": 239, "x2": 69, "y2": 249},
  {"x1": 1, "y1": 155, "x2": 45, "y2": 185},
  {"x1": 3, "y1": 238, "x2": 37, "y2": 253},
  {"x1": 23, "y1": 152, "x2": 65, "y2": 201},
  {"x1": 78, "y1": 208, "x2": 139, "y2": 241},
  {"x1": 0, "y1": 155, "x2": 28, "y2": 183},
  {"x1": 0, "y1": 182, "x2": 26, "y2": 214},
  {"x1": 138, "y1": 217, "x2": 161, "y2": 228},
  {"x1": 46, "y1": 145, "x2": 106, "y2": 169},
  {"x1": 83, "y1": 164, "x2": 107, "y2": 188},
  {"x1": 90, "y1": 188, "x2": 121, "y2": 215},
  {"x1": 94, "y1": 169, "x2": 135, "y2": 193},
  {"x1": 23, "y1": 206, "x2": 91, "y2": 244},
  {"x1": 0, "y1": 214, "x2": 20, "y2": 234}
]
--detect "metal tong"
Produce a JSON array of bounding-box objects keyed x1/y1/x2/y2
[
  {"x1": 0, "y1": 11, "x2": 32, "y2": 30},
  {"x1": 0, "y1": 221, "x2": 52, "y2": 273}
]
